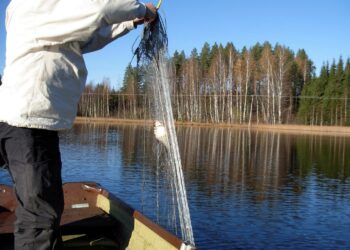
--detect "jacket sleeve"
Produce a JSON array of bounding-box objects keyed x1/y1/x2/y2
[
  {"x1": 29, "y1": 0, "x2": 146, "y2": 46},
  {"x1": 102, "y1": 0, "x2": 146, "y2": 25},
  {"x1": 81, "y1": 21, "x2": 135, "y2": 54}
]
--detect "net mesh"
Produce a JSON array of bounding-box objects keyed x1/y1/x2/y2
[{"x1": 133, "y1": 16, "x2": 195, "y2": 246}]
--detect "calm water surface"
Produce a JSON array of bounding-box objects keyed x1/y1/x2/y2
[{"x1": 1, "y1": 124, "x2": 350, "y2": 249}]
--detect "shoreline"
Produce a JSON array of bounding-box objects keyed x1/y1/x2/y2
[{"x1": 74, "y1": 117, "x2": 350, "y2": 137}]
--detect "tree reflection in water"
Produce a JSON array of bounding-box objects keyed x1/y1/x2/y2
[{"x1": 57, "y1": 124, "x2": 350, "y2": 249}]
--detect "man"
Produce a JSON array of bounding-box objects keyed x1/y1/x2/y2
[{"x1": 0, "y1": 0, "x2": 157, "y2": 249}]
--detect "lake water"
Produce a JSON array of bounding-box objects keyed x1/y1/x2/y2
[{"x1": 1, "y1": 124, "x2": 350, "y2": 249}]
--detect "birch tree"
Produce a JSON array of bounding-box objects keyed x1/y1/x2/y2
[{"x1": 260, "y1": 43, "x2": 274, "y2": 123}]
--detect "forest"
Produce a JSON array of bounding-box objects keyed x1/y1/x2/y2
[
  {"x1": 79, "y1": 42, "x2": 350, "y2": 125},
  {"x1": 8, "y1": 41, "x2": 347, "y2": 126},
  {"x1": 298, "y1": 59, "x2": 350, "y2": 125}
]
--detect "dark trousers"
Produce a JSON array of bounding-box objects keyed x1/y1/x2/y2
[{"x1": 0, "y1": 122, "x2": 64, "y2": 250}]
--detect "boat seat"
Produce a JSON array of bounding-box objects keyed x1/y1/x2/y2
[
  {"x1": 61, "y1": 209, "x2": 122, "y2": 249},
  {"x1": 0, "y1": 207, "x2": 122, "y2": 250},
  {"x1": 0, "y1": 234, "x2": 119, "y2": 250},
  {"x1": 63, "y1": 234, "x2": 119, "y2": 250}
]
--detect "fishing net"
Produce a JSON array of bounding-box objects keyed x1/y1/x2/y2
[
  {"x1": 133, "y1": 15, "x2": 195, "y2": 246},
  {"x1": 134, "y1": 16, "x2": 168, "y2": 65}
]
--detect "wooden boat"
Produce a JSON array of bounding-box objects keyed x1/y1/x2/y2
[{"x1": 0, "y1": 182, "x2": 195, "y2": 250}]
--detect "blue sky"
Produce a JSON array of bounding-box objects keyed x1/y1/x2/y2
[{"x1": 1, "y1": 0, "x2": 349, "y2": 89}]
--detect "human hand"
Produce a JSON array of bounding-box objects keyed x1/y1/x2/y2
[
  {"x1": 133, "y1": 18, "x2": 144, "y2": 27},
  {"x1": 133, "y1": 3, "x2": 157, "y2": 27},
  {"x1": 144, "y1": 3, "x2": 158, "y2": 23}
]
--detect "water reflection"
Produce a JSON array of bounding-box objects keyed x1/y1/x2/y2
[
  {"x1": 178, "y1": 129, "x2": 290, "y2": 198},
  {"x1": 40, "y1": 124, "x2": 350, "y2": 249},
  {"x1": 176, "y1": 127, "x2": 350, "y2": 199}
]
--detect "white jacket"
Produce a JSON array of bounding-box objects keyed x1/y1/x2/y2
[{"x1": 0, "y1": 0, "x2": 146, "y2": 130}]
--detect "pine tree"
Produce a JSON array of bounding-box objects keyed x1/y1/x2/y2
[
  {"x1": 297, "y1": 78, "x2": 313, "y2": 123},
  {"x1": 344, "y1": 59, "x2": 350, "y2": 124},
  {"x1": 171, "y1": 50, "x2": 186, "y2": 120},
  {"x1": 288, "y1": 61, "x2": 303, "y2": 113},
  {"x1": 173, "y1": 50, "x2": 186, "y2": 76},
  {"x1": 334, "y1": 58, "x2": 345, "y2": 124},
  {"x1": 322, "y1": 61, "x2": 338, "y2": 124},
  {"x1": 224, "y1": 42, "x2": 237, "y2": 63},
  {"x1": 296, "y1": 49, "x2": 313, "y2": 83},
  {"x1": 122, "y1": 65, "x2": 136, "y2": 93},
  {"x1": 251, "y1": 42, "x2": 263, "y2": 62},
  {"x1": 295, "y1": 49, "x2": 314, "y2": 96},
  {"x1": 335, "y1": 57, "x2": 347, "y2": 125},
  {"x1": 200, "y1": 43, "x2": 211, "y2": 80},
  {"x1": 190, "y1": 48, "x2": 199, "y2": 60},
  {"x1": 209, "y1": 43, "x2": 219, "y2": 64},
  {"x1": 298, "y1": 63, "x2": 329, "y2": 125}
]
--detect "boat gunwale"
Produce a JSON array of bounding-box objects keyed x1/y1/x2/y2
[
  {"x1": 0, "y1": 182, "x2": 195, "y2": 250},
  {"x1": 94, "y1": 184, "x2": 195, "y2": 249}
]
